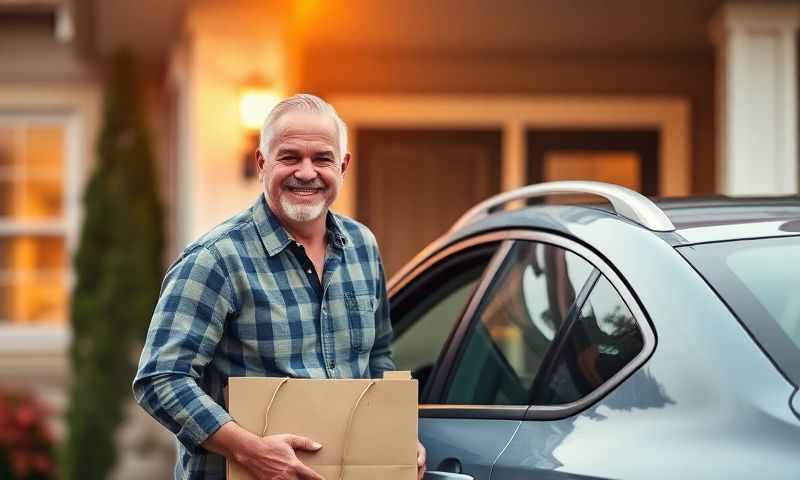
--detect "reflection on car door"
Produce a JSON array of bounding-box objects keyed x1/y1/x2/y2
[
  {"x1": 390, "y1": 239, "x2": 511, "y2": 480},
  {"x1": 478, "y1": 239, "x2": 652, "y2": 480},
  {"x1": 418, "y1": 240, "x2": 595, "y2": 480}
]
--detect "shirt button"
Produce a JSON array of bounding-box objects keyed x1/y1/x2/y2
[{"x1": 306, "y1": 269, "x2": 312, "y2": 274}]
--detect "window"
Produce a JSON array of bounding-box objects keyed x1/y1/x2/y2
[
  {"x1": 390, "y1": 243, "x2": 499, "y2": 398},
  {"x1": 532, "y1": 275, "x2": 644, "y2": 405},
  {"x1": 444, "y1": 241, "x2": 594, "y2": 405},
  {"x1": 678, "y1": 236, "x2": 800, "y2": 386},
  {"x1": 0, "y1": 117, "x2": 71, "y2": 326}
]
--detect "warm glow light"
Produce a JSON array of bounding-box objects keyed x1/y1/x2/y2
[{"x1": 239, "y1": 89, "x2": 279, "y2": 131}]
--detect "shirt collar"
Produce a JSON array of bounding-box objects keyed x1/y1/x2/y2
[{"x1": 252, "y1": 194, "x2": 348, "y2": 257}]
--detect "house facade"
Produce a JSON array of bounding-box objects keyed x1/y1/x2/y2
[{"x1": 0, "y1": 0, "x2": 797, "y2": 477}]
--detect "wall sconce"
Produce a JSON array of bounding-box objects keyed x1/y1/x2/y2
[{"x1": 240, "y1": 80, "x2": 279, "y2": 179}]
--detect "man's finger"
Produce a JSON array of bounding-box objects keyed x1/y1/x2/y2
[
  {"x1": 283, "y1": 434, "x2": 323, "y2": 452},
  {"x1": 294, "y1": 460, "x2": 324, "y2": 480}
]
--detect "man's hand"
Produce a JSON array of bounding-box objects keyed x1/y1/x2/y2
[
  {"x1": 203, "y1": 423, "x2": 323, "y2": 480},
  {"x1": 238, "y1": 434, "x2": 323, "y2": 480},
  {"x1": 417, "y1": 439, "x2": 427, "y2": 480}
]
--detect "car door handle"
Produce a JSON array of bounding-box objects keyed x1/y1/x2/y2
[{"x1": 424, "y1": 472, "x2": 474, "y2": 480}]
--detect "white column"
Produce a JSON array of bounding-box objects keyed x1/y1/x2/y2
[{"x1": 711, "y1": 2, "x2": 800, "y2": 195}]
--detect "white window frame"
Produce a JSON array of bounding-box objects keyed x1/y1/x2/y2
[
  {"x1": 0, "y1": 83, "x2": 100, "y2": 362},
  {"x1": 0, "y1": 113, "x2": 79, "y2": 353}
]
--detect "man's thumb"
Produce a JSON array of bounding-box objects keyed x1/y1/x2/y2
[{"x1": 284, "y1": 434, "x2": 322, "y2": 452}]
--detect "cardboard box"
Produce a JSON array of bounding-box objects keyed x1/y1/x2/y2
[{"x1": 227, "y1": 372, "x2": 418, "y2": 480}]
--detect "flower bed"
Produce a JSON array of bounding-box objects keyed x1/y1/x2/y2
[{"x1": 0, "y1": 389, "x2": 55, "y2": 479}]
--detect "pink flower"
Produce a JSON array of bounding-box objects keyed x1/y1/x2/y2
[{"x1": 15, "y1": 406, "x2": 37, "y2": 428}]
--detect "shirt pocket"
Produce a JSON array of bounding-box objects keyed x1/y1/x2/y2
[{"x1": 344, "y1": 291, "x2": 376, "y2": 353}]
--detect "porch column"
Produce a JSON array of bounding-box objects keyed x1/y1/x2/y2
[{"x1": 710, "y1": 2, "x2": 800, "y2": 195}]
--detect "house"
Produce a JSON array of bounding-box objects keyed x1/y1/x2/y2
[{"x1": 0, "y1": 0, "x2": 797, "y2": 477}]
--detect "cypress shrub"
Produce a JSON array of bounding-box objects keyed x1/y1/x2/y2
[{"x1": 62, "y1": 50, "x2": 164, "y2": 480}]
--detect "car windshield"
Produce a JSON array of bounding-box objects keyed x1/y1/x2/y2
[{"x1": 678, "y1": 235, "x2": 800, "y2": 384}]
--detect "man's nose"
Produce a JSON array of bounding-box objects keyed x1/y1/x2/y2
[{"x1": 294, "y1": 158, "x2": 317, "y2": 181}]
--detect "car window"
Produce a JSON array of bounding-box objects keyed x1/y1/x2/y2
[
  {"x1": 444, "y1": 241, "x2": 594, "y2": 405},
  {"x1": 677, "y1": 236, "x2": 800, "y2": 386},
  {"x1": 390, "y1": 243, "x2": 499, "y2": 399},
  {"x1": 532, "y1": 274, "x2": 644, "y2": 405}
]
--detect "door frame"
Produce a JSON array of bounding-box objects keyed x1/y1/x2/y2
[{"x1": 330, "y1": 95, "x2": 690, "y2": 217}]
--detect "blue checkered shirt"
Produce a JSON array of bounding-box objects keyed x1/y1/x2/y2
[{"x1": 133, "y1": 195, "x2": 394, "y2": 480}]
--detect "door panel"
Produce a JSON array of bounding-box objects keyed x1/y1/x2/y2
[
  {"x1": 421, "y1": 417, "x2": 521, "y2": 480},
  {"x1": 391, "y1": 238, "x2": 512, "y2": 480},
  {"x1": 357, "y1": 129, "x2": 501, "y2": 277}
]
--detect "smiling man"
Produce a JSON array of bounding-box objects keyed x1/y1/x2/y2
[{"x1": 134, "y1": 94, "x2": 425, "y2": 480}]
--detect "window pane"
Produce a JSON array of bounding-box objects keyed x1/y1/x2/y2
[
  {"x1": 534, "y1": 275, "x2": 644, "y2": 405},
  {"x1": 545, "y1": 151, "x2": 641, "y2": 192},
  {"x1": 23, "y1": 126, "x2": 64, "y2": 218},
  {"x1": 678, "y1": 237, "x2": 800, "y2": 384},
  {"x1": 26, "y1": 126, "x2": 64, "y2": 173},
  {"x1": 391, "y1": 244, "x2": 498, "y2": 397},
  {"x1": 20, "y1": 177, "x2": 63, "y2": 218},
  {"x1": 0, "y1": 124, "x2": 64, "y2": 220},
  {"x1": 0, "y1": 236, "x2": 68, "y2": 324},
  {"x1": 445, "y1": 242, "x2": 594, "y2": 405}
]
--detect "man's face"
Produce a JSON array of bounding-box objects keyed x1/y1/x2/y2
[{"x1": 257, "y1": 110, "x2": 349, "y2": 224}]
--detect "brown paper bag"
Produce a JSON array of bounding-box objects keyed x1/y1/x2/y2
[{"x1": 226, "y1": 372, "x2": 418, "y2": 480}]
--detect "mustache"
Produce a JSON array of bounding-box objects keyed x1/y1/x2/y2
[{"x1": 284, "y1": 178, "x2": 326, "y2": 189}]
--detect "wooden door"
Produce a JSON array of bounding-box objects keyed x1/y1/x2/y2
[{"x1": 357, "y1": 129, "x2": 501, "y2": 277}]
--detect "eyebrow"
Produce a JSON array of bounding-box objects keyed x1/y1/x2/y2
[
  {"x1": 275, "y1": 147, "x2": 335, "y2": 157},
  {"x1": 275, "y1": 148, "x2": 301, "y2": 157}
]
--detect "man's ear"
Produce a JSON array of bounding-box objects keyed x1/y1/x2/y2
[
  {"x1": 341, "y1": 152, "x2": 351, "y2": 177},
  {"x1": 255, "y1": 149, "x2": 266, "y2": 180}
]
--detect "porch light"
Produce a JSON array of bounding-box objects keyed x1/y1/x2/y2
[
  {"x1": 239, "y1": 88, "x2": 279, "y2": 131},
  {"x1": 239, "y1": 80, "x2": 279, "y2": 179}
]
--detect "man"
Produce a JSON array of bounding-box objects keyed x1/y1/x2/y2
[{"x1": 134, "y1": 94, "x2": 425, "y2": 479}]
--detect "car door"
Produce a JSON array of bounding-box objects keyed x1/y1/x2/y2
[
  {"x1": 415, "y1": 235, "x2": 597, "y2": 480},
  {"x1": 389, "y1": 235, "x2": 514, "y2": 480},
  {"x1": 422, "y1": 231, "x2": 654, "y2": 480}
]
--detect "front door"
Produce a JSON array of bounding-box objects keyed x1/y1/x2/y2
[{"x1": 357, "y1": 129, "x2": 501, "y2": 277}]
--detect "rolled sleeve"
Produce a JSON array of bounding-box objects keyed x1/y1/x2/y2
[{"x1": 133, "y1": 245, "x2": 237, "y2": 453}]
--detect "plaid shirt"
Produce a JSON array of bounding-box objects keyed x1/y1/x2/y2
[{"x1": 133, "y1": 194, "x2": 394, "y2": 480}]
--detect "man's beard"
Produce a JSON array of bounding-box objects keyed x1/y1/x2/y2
[
  {"x1": 280, "y1": 194, "x2": 327, "y2": 222},
  {"x1": 279, "y1": 177, "x2": 331, "y2": 222}
]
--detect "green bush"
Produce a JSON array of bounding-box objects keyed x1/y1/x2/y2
[{"x1": 62, "y1": 50, "x2": 164, "y2": 480}]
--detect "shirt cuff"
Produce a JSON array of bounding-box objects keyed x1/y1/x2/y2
[{"x1": 176, "y1": 400, "x2": 234, "y2": 454}]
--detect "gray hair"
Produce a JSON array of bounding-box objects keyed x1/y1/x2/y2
[{"x1": 259, "y1": 93, "x2": 348, "y2": 158}]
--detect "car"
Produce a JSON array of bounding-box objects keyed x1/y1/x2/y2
[{"x1": 386, "y1": 181, "x2": 800, "y2": 480}]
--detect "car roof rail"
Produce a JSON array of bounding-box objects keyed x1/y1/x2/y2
[{"x1": 450, "y1": 181, "x2": 676, "y2": 232}]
